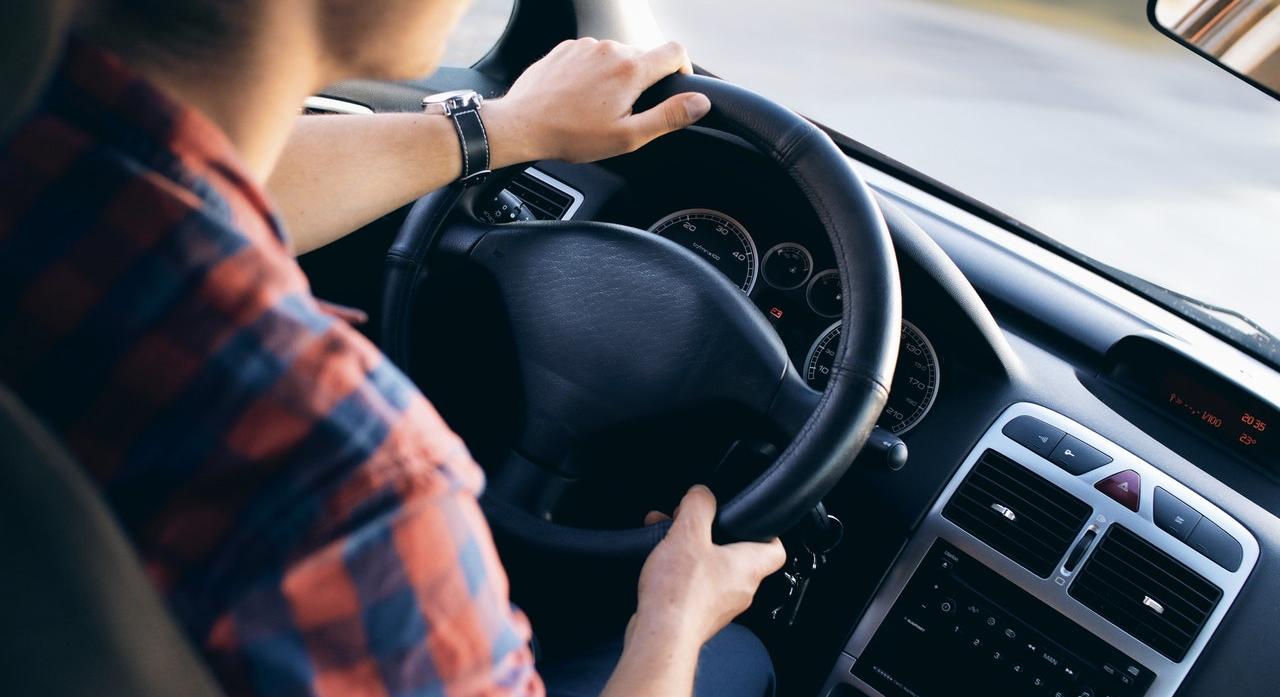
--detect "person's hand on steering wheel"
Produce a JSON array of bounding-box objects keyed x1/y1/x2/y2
[
  {"x1": 600, "y1": 486, "x2": 787, "y2": 697},
  {"x1": 486, "y1": 38, "x2": 714, "y2": 165}
]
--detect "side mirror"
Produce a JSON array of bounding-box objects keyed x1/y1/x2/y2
[{"x1": 1149, "y1": 0, "x2": 1280, "y2": 101}]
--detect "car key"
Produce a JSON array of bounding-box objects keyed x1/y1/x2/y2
[
  {"x1": 771, "y1": 507, "x2": 843, "y2": 626},
  {"x1": 772, "y1": 547, "x2": 824, "y2": 626}
]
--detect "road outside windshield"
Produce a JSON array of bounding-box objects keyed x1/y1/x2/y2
[{"x1": 451, "y1": 0, "x2": 1280, "y2": 343}]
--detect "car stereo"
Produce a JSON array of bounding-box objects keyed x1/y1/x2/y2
[
  {"x1": 820, "y1": 403, "x2": 1257, "y2": 697},
  {"x1": 851, "y1": 539, "x2": 1153, "y2": 697}
]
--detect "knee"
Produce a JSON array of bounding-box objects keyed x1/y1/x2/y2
[{"x1": 696, "y1": 624, "x2": 775, "y2": 697}]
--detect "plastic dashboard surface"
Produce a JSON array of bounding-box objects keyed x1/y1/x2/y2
[{"x1": 820, "y1": 403, "x2": 1258, "y2": 697}]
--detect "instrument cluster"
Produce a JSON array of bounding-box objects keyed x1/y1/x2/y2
[{"x1": 649, "y1": 207, "x2": 941, "y2": 435}]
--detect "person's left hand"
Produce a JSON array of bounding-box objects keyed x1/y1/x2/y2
[{"x1": 484, "y1": 38, "x2": 711, "y2": 166}]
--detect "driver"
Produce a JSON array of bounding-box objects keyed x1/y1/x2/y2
[{"x1": 0, "y1": 1, "x2": 785, "y2": 696}]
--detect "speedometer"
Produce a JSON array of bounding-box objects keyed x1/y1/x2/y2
[
  {"x1": 649, "y1": 209, "x2": 758, "y2": 294},
  {"x1": 804, "y1": 319, "x2": 940, "y2": 435}
]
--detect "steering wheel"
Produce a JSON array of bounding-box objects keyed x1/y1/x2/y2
[{"x1": 381, "y1": 74, "x2": 900, "y2": 556}]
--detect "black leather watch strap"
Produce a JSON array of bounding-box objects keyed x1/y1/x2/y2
[{"x1": 451, "y1": 108, "x2": 491, "y2": 187}]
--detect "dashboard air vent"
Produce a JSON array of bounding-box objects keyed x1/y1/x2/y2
[
  {"x1": 301, "y1": 96, "x2": 373, "y2": 116},
  {"x1": 1069, "y1": 525, "x2": 1222, "y2": 662},
  {"x1": 508, "y1": 169, "x2": 580, "y2": 220},
  {"x1": 943, "y1": 449, "x2": 1092, "y2": 577}
]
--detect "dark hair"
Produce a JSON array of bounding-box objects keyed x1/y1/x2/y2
[{"x1": 78, "y1": 0, "x2": 248, "y2": 62}]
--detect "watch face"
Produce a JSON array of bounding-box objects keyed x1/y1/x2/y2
[
  {"x1": 423, "y1": 89, "x2": 473, "y2": 104},
  {"x1": 422, "y1": 90, "x2": 483, "y2": 114}
]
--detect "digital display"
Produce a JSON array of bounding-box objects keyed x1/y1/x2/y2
[
  {"x1": 1156, "y1": 370, "x2": 1274, "y2": 456},
  {"x1": 1109, "y1": 337, "x2": 1280, "y2": 473}
]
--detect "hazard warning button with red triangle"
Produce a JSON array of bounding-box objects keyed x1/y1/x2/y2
[{"x1": 1095, "y1": 470, "x2": 1142, "y2": 512}]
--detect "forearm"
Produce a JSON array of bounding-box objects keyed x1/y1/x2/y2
[
  {"x1": 269, "y1": 38, "x2": 710, "y2": 256},
  {"x1": 268, "y1": 101, "x2": 534, "y2": 255},
  {"x1": 600, "y1": 617, "x2": 701, "y2": 697}
]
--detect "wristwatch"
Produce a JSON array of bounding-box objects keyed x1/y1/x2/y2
[{"x1": 422, "y1": 90, "x2": 490, "y2": 187}]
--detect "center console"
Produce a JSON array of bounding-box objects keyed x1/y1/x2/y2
[{"x1": 820, "y1": 403, "x2": 1258, "y2": 697}]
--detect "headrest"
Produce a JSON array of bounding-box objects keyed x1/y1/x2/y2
[{"x1": 0, "y1": 0, "x2": 75, "y2": 137}]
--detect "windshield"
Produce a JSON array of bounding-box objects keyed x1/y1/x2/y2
[{"x1": 650, "y1": 0, "x2": 1280, "y2": 347}]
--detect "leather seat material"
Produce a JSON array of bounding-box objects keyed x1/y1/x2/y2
[{"x1": 0, "y1": 384, "x2": 224, "y2": 697}]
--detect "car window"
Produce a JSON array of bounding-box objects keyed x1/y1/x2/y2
[
  {"x1": 651, "y1": 0, "x2": 1280, "y2": 349},
  {"x1": 441, "y1": 0, "x2": 514, "y2": 67}
]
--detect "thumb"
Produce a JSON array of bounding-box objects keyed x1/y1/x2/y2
[{"x1": 627, "y1": 92, "x2": 711, "y2": 144}]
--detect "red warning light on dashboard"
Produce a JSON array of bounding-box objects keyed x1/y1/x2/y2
[{"x1": 769, "y1": 307, "x2": 784, "y2": 320}]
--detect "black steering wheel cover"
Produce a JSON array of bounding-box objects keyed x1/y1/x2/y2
[
  {"x1": 633, "y1": 76, "x2": 900, "y2": 540},
  {"x1": 382, "y1": 74, "x2": 899, "y2": 551},
  {"x1": 382, "y1": 185, "x2": 463, "y2": 368}
]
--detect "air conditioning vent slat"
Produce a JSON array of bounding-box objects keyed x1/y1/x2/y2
[
  {"x1": 943, "y1": 450, "x2": 1092, "y2": 578},
  {"x1": 1073, "y1": 563, "x2": 1201, "y2": 637},
  {"x1": 1091, "y1": 546, "x2": 1216, "y2": 624},
  {"x1": 506, "y1": 170, "x2": 579, "y2": 220},
  {"x1": 951, "y1": 487, "x2": 1075, "y2": 553},
  {"x1": 1107, "y1": 533, "x2": 1221, "y2": 606},
  {"x1": 1070, "y1": 525, "x2": 1222, "y2": 662},
  {"x1": 945, "y1": 497, "x2": 1063, "y2": 570},
  {"x1": 963, "y1": 474, "x2": 1080, "y2": 541},
  {"x1": 972, "y1": 462, "x2": 1085, "y2": 521},
  {"x1": 1071, "y1": 584, "x2": 1194, "y2": 655}
]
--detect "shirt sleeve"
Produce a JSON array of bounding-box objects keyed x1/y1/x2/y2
[
  {"x1": 187, "y1": 289, "x2": 544, "y2": 697},
  {"x1": 202, "y1": 409, "x2": 544, "y2": 697}
]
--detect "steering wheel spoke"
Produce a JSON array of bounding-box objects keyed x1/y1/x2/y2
[
  {"x1": 486, "y1": 448, "x2": 575, "y2": 519},
  {"x1": 765, "y1": 368, "x2": 824, "y2": 440}
]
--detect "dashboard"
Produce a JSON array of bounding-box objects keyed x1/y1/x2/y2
[
  {"x1": 301, "y1": 84, "x2": 1280, "y2": 697},
  {"x1": 472, "y1": 140, "x2": 1276, "y2": 697}
]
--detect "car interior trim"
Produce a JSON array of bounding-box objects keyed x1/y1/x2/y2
[
  {"x1": 821, "y1": 402, "x2": 1259, "y2": 697},
  {"x1": 522, "y1": 166, "x2": 585, "y2": 220},
  {"x1": 301, "y1": 95, "x2": 374, "y2": 115}
]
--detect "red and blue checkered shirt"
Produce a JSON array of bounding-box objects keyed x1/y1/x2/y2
[{"x1": 0, "y1": 41, "x2": 543, "y2": 697}]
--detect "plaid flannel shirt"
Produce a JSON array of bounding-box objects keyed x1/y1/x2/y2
[{"x1": 0, "y1": 40, "x2": 543, "y2": 697}]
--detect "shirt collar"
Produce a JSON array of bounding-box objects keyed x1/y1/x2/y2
[{"x1": 51, "y1": 38, "x2": 289, "y2": 247}]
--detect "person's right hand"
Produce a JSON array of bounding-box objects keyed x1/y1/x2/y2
[
  {"x1": 485, "y1": 38, "x2": 711, "y2": 166},
  {"x1": 632, "y1": 485, "x2": 787, "y2": 648}
]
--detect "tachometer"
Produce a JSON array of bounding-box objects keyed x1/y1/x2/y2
[
  {"x1": 804, "y1": 319, "x2": 940, "y2": 435},
  {"x1": 649, "y1": 209, "x2": 758, "y2": 294}
]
